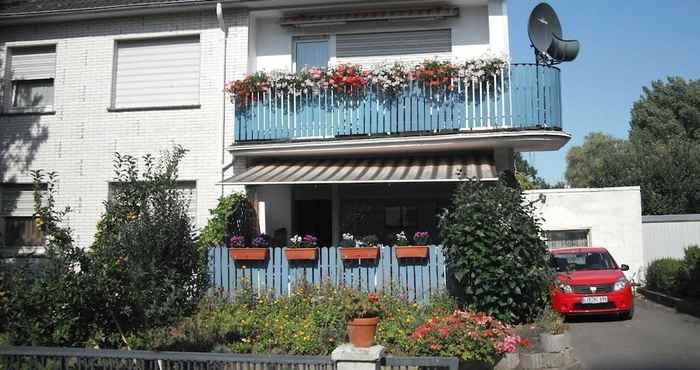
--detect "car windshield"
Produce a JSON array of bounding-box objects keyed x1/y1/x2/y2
[{"x1": 550, "y1": 251, "x2": 618, "y2": 272}]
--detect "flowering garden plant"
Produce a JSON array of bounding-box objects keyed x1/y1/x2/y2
[
  {"x1": 342, "y1": 290, "x2": 384, "y2": 321},
  {"x1": 288, "y1": 235, "x2": 303, "y2": 248},
  {"x1": 251, "y1": 234, "x2": 269, "y2": 248},
  {"x1": 413, "y1": 231, "x2": 430, "y2": 245},
  {"x1": 229, "y1": 235, "x2": 245, "y2": 248},
  {"x1": 339, "y1": 233, "x2": 356, "y2": 248},
  {"x1": 395, "y1": 231, "x2": 409, "y2": 246},
  {"x1": 226, "y1": 54, "x2": 508, "y2": 108},
  {"x1": 411, "y1": 311, "x2": 528, "y2": 364},
  {"x1": 302, "y1": 234, "x2": 318, "y2": 248}
]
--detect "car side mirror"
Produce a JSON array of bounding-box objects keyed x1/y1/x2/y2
[{"x1": 620, "y1": 264, "x2": 629, "y2": 271}]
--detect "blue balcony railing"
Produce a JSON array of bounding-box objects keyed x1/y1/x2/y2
[{"x1": 233, "y1": 64, "x2": 561, "y2": 143}]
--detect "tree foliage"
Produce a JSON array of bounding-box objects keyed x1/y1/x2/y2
[
  {"x1": 198, "y1": 193, "x2": 257, "y2": 249},
  {"x1": 438, "y1": 178, "x2": 552, "y2": 323},
  {"x1": 565, "y1": 77, "x2": 700, "y2": 214},
  {"x1": 514, "y1": 153, "x2": 551, "y2": 190}
]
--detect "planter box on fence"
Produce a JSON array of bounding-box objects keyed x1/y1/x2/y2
[
  {"x1": 394, "y1": 246, "x2": 429, "y2": 259},
  {"x1": 284, "y1": 247, "x2": 318, "y2": 261},
  {"x1": 228, "y1": 248, "x2": 268, "y2": 261},
  {"x1": 340, "y1": 247, "x2": 379, "y2": 261}
]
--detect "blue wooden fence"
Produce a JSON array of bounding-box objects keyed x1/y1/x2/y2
[{"x1": 208, "y1": 245, "x2": 448, "y2": 302}]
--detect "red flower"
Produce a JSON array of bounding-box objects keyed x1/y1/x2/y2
[
  {"x1": 439, "y1": 327, "x2": 449, "y2": 338},
  {"x1": 430, "y1": 343, "x2": 440, "y2": 351},
  {"x1": 519, "y1": 338, "x2": 530, "y2": 348},
  {"x1": 367, "y1": 292, "x2": 379, "y2": 302}
]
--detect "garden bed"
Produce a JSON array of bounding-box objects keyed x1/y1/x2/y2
[{"x1": 638, "y1": 287, "x2": 700, "y2": 318}]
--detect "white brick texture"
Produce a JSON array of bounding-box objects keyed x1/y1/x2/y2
[{"x1": 0, "y1": 10, "x2": 249, "y2": 247}]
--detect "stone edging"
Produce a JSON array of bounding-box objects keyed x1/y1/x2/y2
[{"x1": 638, "y1": 288, "x2": 700, "y2": 318}]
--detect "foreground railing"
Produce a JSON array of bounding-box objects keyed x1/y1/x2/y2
[
  {"x1": 234, "y1": 64, "x2": 561, "y2": 142},
  {"x1": 0, "y1": 346, "x2": 461, "y2": 370},
  {"x1": 208, "y1": 245, "x2": 448, "y2": 302}
]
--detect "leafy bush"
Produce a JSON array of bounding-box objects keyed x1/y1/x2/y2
[
  {"x1": 199, "y1": 193, "x2": 258, "y2": 249},
  {"x1": 539, "y1": 307, "x2": 568, "y2": 335},
  {"x1": 645, "y1": 257, "x2": 684, "y2": 295},
  {"x1": 438, "y1": 179, "x2": 552, "y2": 323},
  {"x1": 1, "y1": 171, "x2": 98, "y2": 346},
  {"x1": 89, "y1": 146, "x2": 208, "y2": 343},
  {"x1": 676, "y1": 246, "x2": 700, "y2": 298}
]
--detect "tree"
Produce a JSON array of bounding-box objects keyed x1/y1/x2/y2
[
  {"x1": 564, "y1": 77, "x2": 700, "y2": 214},
  {"x1": 514, "y1": 153, "x2": 549, "y2": 190},
  {"x1": 564, "y1": 133, "x2": 637, "y2": 188},
  {"x1": 438, "y1": 178, "x2": 552, "y2": 323}
]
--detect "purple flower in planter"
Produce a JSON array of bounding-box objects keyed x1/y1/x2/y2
[
  {"x1": 413, "y1": 231, "x2": 430, "y2": 245},
  {"x1": 252, "y1": 234, "x2": 269, "y2": 248},
  {"x1": 229, "y1": 235, "x2": 245, "y2": 248},
  {"x1": 302, "y1": 234, "x2": 318, "y2": 248}
]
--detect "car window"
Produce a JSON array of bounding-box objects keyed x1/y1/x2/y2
[{"x1": 550, "y1": 251, "x2": 617, "y2": 272}]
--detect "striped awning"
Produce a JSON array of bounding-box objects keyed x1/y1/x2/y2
[{"x1": 222, "y1": 154, "x2": 497, "y2": 185}]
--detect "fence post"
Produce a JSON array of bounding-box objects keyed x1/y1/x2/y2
[{"x1": 331, "y1": 344, "x2": 384, "y2": 370}]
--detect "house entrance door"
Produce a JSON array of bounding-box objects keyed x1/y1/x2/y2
[{"x1": 294, "y1": 200, "x2": 332, "y2": 247}]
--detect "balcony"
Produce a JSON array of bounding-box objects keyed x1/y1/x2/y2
[{"x1": 232, "y1": 64, "x2": 564, "y2": 151}]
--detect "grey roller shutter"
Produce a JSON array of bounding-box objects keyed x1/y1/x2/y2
[
  {"x1": 114, "y1": 36, "x2": 200, "y2": 108},
  {"x1": 0, "y1": 185, "x2": 40, "y2": 217},
  {"x1": 10, "y1": 45, "x2": 56, "y2": 80},
  {"x1": 336, "y1": 29, "x2": 451, "y2": 64}
]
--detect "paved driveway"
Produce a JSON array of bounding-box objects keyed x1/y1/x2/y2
[{"x1": 568, "y1": 297, "x2": 700, "y2": 370}]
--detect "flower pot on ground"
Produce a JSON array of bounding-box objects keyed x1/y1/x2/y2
[
  {"x1": 343, "y1": 291, "x2": 383, "y2": 348},
  {"x1": 539, "y1": 332, "x2": 570, "y2": 353},
  {"x1": 539, "y1": 307, "x2": 570, "y2": 353}
]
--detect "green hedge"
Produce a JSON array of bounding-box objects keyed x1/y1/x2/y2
[{"x1": 645, "y1": 258, "x2": 683, "y2": 295}]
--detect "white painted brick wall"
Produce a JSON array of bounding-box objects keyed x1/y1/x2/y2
[{"x1": 0, "y1": 10, "x2": 249, "y2": 247}]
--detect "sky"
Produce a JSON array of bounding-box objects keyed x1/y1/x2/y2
[{"x1": 507, "y1": 0, "x2": 700, "y2": 183}]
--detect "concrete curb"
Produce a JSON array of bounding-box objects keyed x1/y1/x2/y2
[{"x1": 638, "y1": 288, "x2": 700, "y2": 318}]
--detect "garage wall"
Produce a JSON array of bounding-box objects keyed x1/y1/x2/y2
[
  {"x1": 642, "y1": 214, "x2": 700, "y2": 263},
  {"x1": 524, "y1": 187, "x2": 644, "y2": 282}
]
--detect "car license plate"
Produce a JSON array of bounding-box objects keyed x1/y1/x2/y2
[{"x1": 581, "y1": 296, "x2": 608, "y2": 304}]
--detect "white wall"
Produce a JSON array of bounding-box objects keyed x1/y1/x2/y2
[
  {"x1": 525, "y1": 187, "x2": 645, "y2": 281},
  {"x1": 249, "y1": 185, "x2": 292, "y2": 236},
  {"x1": 0, "y1": 10, "x2": 249, "y2": 248},
  {"x1": 252, "y1": 3, "x2": 497, "y2": 73},
  {"x1": 643, "y1": 214, "x2": 700, "y2": 263}
]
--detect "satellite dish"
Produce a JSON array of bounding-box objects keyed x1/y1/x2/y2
[{"x1": 528, "y1": 3, "x2": 579, "y2": 64}]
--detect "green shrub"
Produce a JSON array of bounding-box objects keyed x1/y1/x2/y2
[
  {"x1": 645, "y1": 258, "x2": 683, "y2": 295},
  {"x1": 676, "y1": 246, "x2": 700, "y2": 298},
  {"x1": 199, "y1": 193, "x2": 258, "y2": 249},
  {"x1": 89, "y1": 146, "x2": 207, "y2": 345},
  {"x1": 438, "y1": 179, "x2": 552, "y2": 323}
]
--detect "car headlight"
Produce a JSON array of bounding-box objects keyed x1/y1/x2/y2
[
  {"x1": 613, "y1": 276, "x2": 628, "y2": 291},
  {"x1": 556, "y1": 281, "x2": 573, "y2": 293}
]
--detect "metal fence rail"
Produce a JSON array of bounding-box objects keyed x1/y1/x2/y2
[
  {"x1": 383, "y1": 356, "x2": 460, "y2": 370},
  {"x1": 208, "y1": 245, "x2": 448, "y2": 302},
  {"x1": 0, "y1": 346, "x2": 335, "y2": 370}
]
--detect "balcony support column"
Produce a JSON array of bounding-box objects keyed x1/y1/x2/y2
[{"x1": 494, "y1": 147, "x2": 515, "y2": 175}]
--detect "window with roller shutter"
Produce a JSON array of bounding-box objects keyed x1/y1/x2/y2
[
  {"x1": 335, "y1": 29, "x2": 452, "y2": 65},
  {"x1": 107, "y1": 181, "x2": 197, "y2": 223},
  {"x1": 112, "y1": 35, "x2": 200, "y2": 109},
  {"x1": 5, "y1": 45, "x2": 56, "y2": 110},
  {"x1": 0, "y1": 184, "x2": 46, "y2": 248}
]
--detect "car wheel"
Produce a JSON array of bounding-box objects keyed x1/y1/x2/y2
[{"x1": 619, "y1": 308, "x2": 634, "y2": 320}]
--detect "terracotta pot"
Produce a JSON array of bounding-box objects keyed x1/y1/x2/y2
[
  {"x1": 395, "y1": 246, "x2": 429, "y2": 258},
  {"x1": 340, "y1": 247, "x2": 379, "y2": 261},
  {"x1": 284, "y1": 247, "x2": 318, "y2": 261},
  {"x1": 228, "y1": 248, "x2": 268, "y2": 261},
  {"x1": 346, "y1": 317, "x2": 380, "y2": 347}
]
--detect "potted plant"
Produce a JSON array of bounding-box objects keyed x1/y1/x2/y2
[
  {"x1": 285, "y1": 234, "x2": 319, "y2": 261},
  {"x1": 539, "y1": 308, "x2": 570, "y2": 353},
  {"x1": 339, "y1": 233, "x2": 379, "y2": 261},
  {"x1": 395, "y1": 231, "x2": 430, "y2": 258},
  {"x1": 343, "y1": 291, "x2": 384, "y2": 348},
  {"x1": 228, "y1": 234, "x2": 269, "y2": 261}
]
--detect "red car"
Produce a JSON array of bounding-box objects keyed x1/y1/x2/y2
[{"x1": 549, "y1": 247, "x2": 634, "y2": 319}]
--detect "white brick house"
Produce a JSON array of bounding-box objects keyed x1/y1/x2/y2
[{"x1": 0, "y1": 0, "x2": 570, "y2": 251}]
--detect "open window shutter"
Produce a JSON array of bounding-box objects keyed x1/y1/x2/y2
[
  {"x1": 336, "y1": 29, "x2": 451, "y2": 65},
  {"x1": 114, "y1": 36, "x2": 200, "y2": 108},
  {"x1": 10, "y1": 46, "x2": 56, "y2": 80}
]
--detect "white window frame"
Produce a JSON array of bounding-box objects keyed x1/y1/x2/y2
[
  {"x1": 0, "y1": 183, "x2": 47, "y2": 255},
  {"x1": 292, "y1": 35, "x2": 330, "y2": 72},
  {"x1": 2, "y1": 44, "x2": 57, "y2": 114},
  {"x1": 544, "y1": 228, "x2": 592, "y2": 249}
]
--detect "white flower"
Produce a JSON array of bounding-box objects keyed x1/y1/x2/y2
[
  {"x1": 290, "y1": 234, "x2": 302, "y2": 244},
  {"x1": 342, "y1": 233, "x2": 354, "y2": 241}
]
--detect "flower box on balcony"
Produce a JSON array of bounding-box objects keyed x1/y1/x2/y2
[
  {"x1": 395, "y1": 246, "x2": 429, "y2": 259},
  {"x1": 228, "y1": 248, "x2": 268, "y2": 261},
  {"x1": 284, "y1": 247, "x2": 318, "y2": 261},
  {"x1": 340, "y1": 247, "x2": 379, "y2": 261}
]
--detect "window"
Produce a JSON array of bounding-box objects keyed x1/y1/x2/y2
[
  {"x1": 0, "y1": 184, "x2": 45, "y2": 248},
  {"x1": 293, "y1": 37, "x2": 329, "y2": 72},
  {"x1": 336, "y1": 29, "x2": 451, "y2": 64},
  {"x1": 107, "y1": 181, "x2": 197, "y2": 222},
  {"x1": 544, "y1": 229, "x2": 590, "y2": 249},
  {"x1": 384, "y1": 205, "x2": 417, "y2": 228},
  {"x1": 7, "y1": 45, "x2": 56, "y2": 110},
  {"x1": 113, "y1": 36, "x2": 200, "y2": 109}
]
